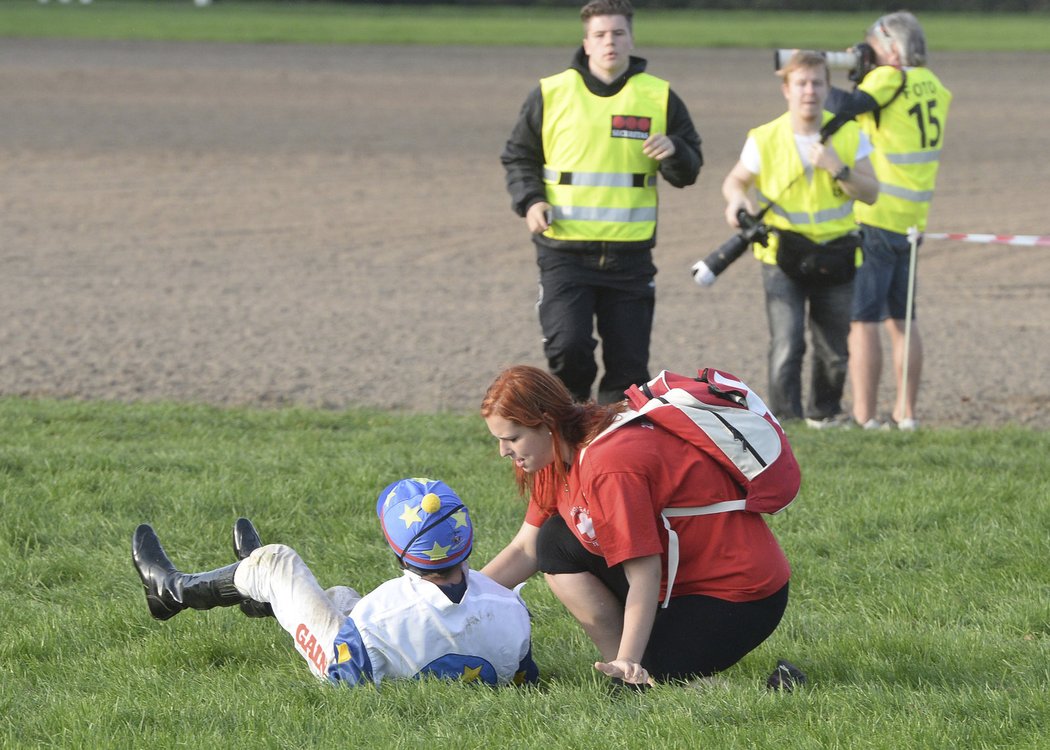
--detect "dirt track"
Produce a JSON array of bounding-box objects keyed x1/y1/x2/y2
[{"x1": 2, "y1": 39, "x2": 1048, "y2": 427}]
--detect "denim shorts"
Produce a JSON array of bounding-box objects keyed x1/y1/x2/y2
[{"x1": 851, "y1": 225, "x2": 920, "y2": 322}]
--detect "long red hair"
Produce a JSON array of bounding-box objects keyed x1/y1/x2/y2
[{"x1": 480, "y1": 365, "x2": 624, "y2": 511}]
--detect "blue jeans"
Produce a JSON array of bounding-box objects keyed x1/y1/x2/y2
[{"x1": 761, "y1": 263, "x2": 853, "y2": 421}]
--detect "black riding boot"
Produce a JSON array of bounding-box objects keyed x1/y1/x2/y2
[
  {"x1": 232, "y1": 517, "x2": 274, "y2": 619},
  {"x1": 132, "y1": 524, "x2": 246, "y2": 621}
]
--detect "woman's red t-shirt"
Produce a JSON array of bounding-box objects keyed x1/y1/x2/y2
[{"x1": 525, "y1": 421, "x2": 790, "y2": 602}]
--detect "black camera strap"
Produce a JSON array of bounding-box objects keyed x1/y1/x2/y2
[
  {"x1": 821, "y1": 68, "x2": 908, "y2": 138},
  {"x1": 760, "y1": 107, "x2": 859, "y2": 221}
]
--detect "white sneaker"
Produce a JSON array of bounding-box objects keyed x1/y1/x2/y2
[
  {"x1": 895, "y1": 418, "x2": 918, "y2": 432},
  {"x1": 858, "y1": 418, "x2": 884, "y2": 430}
]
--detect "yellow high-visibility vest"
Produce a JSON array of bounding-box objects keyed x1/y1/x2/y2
[
  {"x1": 540, "y1": 69, "x2": 668, "y2": 242},
  {"x1": 855, "y1": 65, "x2": 952, "y2": 233},
  {"x1": 750, "y1": 111, "x2": 862, "y2": 265}
]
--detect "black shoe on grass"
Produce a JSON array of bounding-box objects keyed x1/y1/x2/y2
[{"x1": 766, "y1": 659, "x2": 807, "y2": 692}]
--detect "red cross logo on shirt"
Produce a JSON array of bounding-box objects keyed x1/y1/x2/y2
[{"x1": 570, "y1": 507, "x2": 598, "y2": 544}]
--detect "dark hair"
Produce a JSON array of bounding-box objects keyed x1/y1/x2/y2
[
  {"x1": 581, "y1": 0, "x2": 634, "y2": 29},
  {"x1": 481, "y1": 365, "x2": 624, "y2": 511},
  {"x1": 402, "y1": 560, "x2": 461, "y2": 579}
]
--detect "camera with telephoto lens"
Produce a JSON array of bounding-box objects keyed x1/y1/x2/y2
[
  {"x1": 697, "y1": 209, "x2": 770, "y2": 279},
  {"x1": 773, "y1": 43, "x2": 877, "y2": 84}
]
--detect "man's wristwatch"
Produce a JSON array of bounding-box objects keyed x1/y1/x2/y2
[{"x1": 833, "y1": 165, "x2": 851, "y2": 182}]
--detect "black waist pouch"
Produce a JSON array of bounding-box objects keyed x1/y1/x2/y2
[{"x1": 775, "y1": 230, "x2": 860, "y2": 286}]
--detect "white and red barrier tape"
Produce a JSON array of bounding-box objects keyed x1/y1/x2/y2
[{"x1": 924, "y1": 232, "x2": 1050, "y2": 247}]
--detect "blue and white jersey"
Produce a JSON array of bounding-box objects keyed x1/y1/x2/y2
[{"x1": 328, "y1": 568, "x2": 538, "y2": 687}]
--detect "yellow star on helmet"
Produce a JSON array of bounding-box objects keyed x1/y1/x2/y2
[
  {"x1": 451, "y1": 510, "x2": 468, "y2": 528},
  {"x1": 399, "y1": 503, "x2": 423, "y2": 527},
  {"x1": 422, "y1": 540, "x2": 450, "y2": 561},
  {"x1": 461, "y1": 664, "x2": 483, "y2": 683}
]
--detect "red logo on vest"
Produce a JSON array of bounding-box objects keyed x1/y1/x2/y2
[{"x1": 611, "y1": 114, "x2": 651, "y2": 140}]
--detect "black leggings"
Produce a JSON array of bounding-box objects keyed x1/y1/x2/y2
[{"x1": 536, "y1": 514, "x2": 789, "y2": 681}]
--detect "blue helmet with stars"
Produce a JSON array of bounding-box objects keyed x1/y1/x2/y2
[{"x1": 376, "y1": 478, "x2": 473, "y2": 572}]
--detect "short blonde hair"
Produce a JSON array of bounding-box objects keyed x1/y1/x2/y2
[{"x1": 776, "y1": 50, "x2": 830, "y2": 84}]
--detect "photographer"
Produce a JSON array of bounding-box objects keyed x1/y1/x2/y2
[
  {"x1": 826, "y1": 12, "x2": 953, "y2": 431},
  {"x1": 707, "y1": 50, "x2": 877, "y2": 427}
]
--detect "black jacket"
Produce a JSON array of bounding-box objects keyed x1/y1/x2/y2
[{"x1": 500, "y1": 48, "x2": 703, "y2": 253}]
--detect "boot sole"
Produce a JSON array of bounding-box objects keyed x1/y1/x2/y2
[
  {"x1": 233, "y1": 517, "x2": 264, "y2": 560},
  {"x1": 131, "y1": 524, "x2": 182, "y2": 621}
]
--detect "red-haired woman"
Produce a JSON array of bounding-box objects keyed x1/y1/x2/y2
[{"x1": 480, "y1": 365, "x2": 795, "y2": 687}]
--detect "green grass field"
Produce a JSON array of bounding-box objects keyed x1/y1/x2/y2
[
  {"x1": 2, "y1": 2, "x2": 1049, "y2": 747},
  {"x1": 1, "y1": 398, "x2": 1047, "y2": 747},
  {"x1": 3, "y1": 0, "x2": 1050, "y2": 50}
]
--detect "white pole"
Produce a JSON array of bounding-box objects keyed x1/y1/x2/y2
[{"x1": 899, "y1": 227, "x2": 921, "y2": 421}]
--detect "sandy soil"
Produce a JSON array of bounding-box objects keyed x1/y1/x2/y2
[{"x1": 1, "y1": 39, "x2": 1048, "y2": 428}]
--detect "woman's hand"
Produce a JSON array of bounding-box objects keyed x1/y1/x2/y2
[
  {"x1": 592, "y1": 555, "x2": 661, "y2": 686},
  {"x1": 594, "y1": 658, "x2": 655, "y2": 686}
]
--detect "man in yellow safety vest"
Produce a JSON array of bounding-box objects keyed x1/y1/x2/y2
[
  {"x1": 718, "y1": 51, "x2": 879, "y2": 427},
  {"x1": 500, "y1": 0, "x2": 702, "y2": 404}
]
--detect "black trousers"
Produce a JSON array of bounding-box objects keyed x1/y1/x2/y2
[
  {"x1": 536, "y1": 514, "x2": 789, "y2": 681},
  {"x1": 536, "y1": 245, "x2": 656, "y2": 404}
]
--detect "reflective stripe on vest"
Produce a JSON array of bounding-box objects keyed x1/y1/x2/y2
[
  {"x1": 885, "y1": 149, "x2": 942, "y2": 165},
  {"x1": 543, "y1": 167, "x2": 658, "y2": 188},
  {"x1": 551, "y1": 205, "x2": 658, "y2": 223},
  {"x1": 749, "y1": 111, "x2": 861, "y2": 265},
  {"x1": 760, "y1": 194, "x2": 855, "y2": 226},
  {"x1": 879, "y1": 183, "x2": 934, "y2": 202},
  {"x1": 540, "y1": 69, "x2": 668, "y2": 243},
  {"x1": 855, "y1": 65, "x2": 952, "y2": 233}
]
